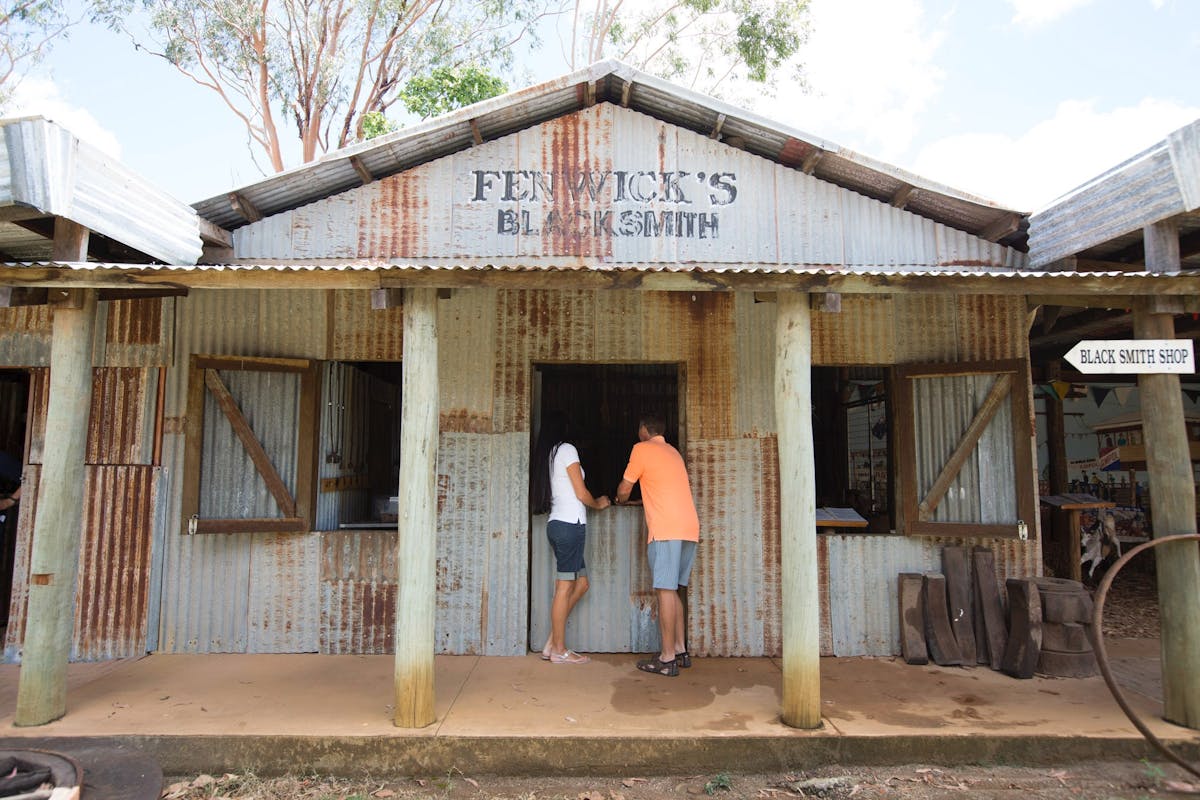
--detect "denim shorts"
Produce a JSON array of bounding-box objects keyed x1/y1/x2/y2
[
  {"x1": 547, "y1": 519, "x2": 587, "y2": 580},
  {"x1": 647, "y1": 539, "x2": 697, "y2": 590}
]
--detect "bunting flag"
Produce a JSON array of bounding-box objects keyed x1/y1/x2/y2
[
  {"x1": 1052, "y1": 380, "x2": 1071, "y2": 400},
  {"x1": 1114, "y1": 386, "x2": 1134, "y2": 406},
  {"x1": 1091, "y1": 387, "x2": 1111, "y2": 407}
]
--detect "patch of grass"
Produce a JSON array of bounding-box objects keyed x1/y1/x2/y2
[{"x1": 704, "y1": 771, "x2": 733, "y2": 795}]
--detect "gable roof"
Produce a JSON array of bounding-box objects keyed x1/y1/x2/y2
[{"x1": 193, "y1": 60, "x2": 1028, "y2": 252}]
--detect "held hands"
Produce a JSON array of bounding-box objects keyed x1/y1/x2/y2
[{"x1": 594, "y1": 495, "x2": 612, "y2": 510}]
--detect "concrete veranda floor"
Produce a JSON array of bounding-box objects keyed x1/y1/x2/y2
[{"x1": 0, "y1": 639, "x2": 1197, "y2": 777}]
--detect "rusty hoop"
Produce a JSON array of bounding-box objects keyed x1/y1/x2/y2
[{"x1": 1092, "y1": 532, "x2": 1200, "y2": 779}]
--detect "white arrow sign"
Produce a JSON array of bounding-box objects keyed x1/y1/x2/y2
[{"x1": 1064, "y1": 339, "x2": 1195, "y2": 374}]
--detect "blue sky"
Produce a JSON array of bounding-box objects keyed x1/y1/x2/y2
[{"x1": 12, "y1": 0, "x2": 1200, "y2": 212}]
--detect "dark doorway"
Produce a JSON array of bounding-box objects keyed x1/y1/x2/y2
[
  {"x1": 0, "y1": 370, "x2": 29, "y2": 631},
  {"x1": 533, "y1": 363, "x2": 682, "y2": 501}
]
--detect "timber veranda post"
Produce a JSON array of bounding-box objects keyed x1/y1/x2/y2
[
  {"x1": 15, "y1": 220, "x2": 96, "y2": 726},
  {"x1": 1135, "y1": 219, "x2": 1200, "y2": 729},
  {"x1": 775, "y1": 291, "x2": 821, "y2": 728},
  {"x1": 394, "y1": 287, "x2": 439, "y2": 728}
]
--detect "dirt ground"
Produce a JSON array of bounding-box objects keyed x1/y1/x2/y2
[
  {"x1": 1096, "y1": 562, "x2": 1160, "y2": 640},
  {"x1": 160, "y1": 761, "x2": 1200, "y2": 800}
]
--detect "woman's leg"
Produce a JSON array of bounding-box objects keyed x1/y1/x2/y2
[{"x1": 549, "y1": 575, "x2": 589, "y2": 654}]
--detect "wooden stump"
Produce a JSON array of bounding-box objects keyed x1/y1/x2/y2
[
  {"x1": 1001, "y1": 578, "x2": 1041, "y2": 679},
  {"x1": 973, "y1": 548, "x2": 1007, "y2": 671},
  {"x1": 941, "y1": 546, "x2": 977, "y2": 664},
  {"x1": 922, "y1": 573, "x2": 963, "y2": 666},
  {"x1": 898, "y1": 572, "x2": 928, "y2": 665}
]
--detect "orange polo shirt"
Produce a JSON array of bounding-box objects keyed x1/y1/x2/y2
[{"x1": 623, "y1": 436, "x2": 700, "y2": 543}]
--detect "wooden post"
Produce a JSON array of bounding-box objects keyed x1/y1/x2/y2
[
  {"x1": 15, "y1": 220, "x2": 95, "y2": 726},
  {"x1": 394, "y1": 287, "x2": 439, "y2": 728},
  {"x1": 1136, "y1": 219, "x2": 1200, "y2": 729},
  {"x1": 775, "y1": 291, "x2": 821, "y2": 728},
  {"x1": 1044, "y1": 363, "x2": 1068, "y2": 495}
]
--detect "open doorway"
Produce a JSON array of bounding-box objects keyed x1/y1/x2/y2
[
  {"x1": 0, "y1": 370, "x2": 29, "y2": 635},
  {"x1": 529, "y1": 363, "x2": 682, "y2": 653}
]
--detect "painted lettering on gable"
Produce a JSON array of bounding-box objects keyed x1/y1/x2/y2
[{"x1": 469, "y1": 169, "x2": 737, "y2": 239}]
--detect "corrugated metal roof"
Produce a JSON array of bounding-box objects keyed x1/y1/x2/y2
[
  {"x1": 0, "y1": 117, "x2": 204, "y2": 265},
  {"x1": 1028, "y1": 117, "x2": 1200, "y2": 269},
  {"x1": 192, "y1": 61, "x2": 1029, "y2": 251}
]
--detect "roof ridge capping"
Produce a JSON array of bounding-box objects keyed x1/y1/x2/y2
[{"x1": 193, "y1": 60, "x2": 1028, "y2": 249}]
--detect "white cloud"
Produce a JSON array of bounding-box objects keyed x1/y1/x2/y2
[
  {"x1": 7, "y1": 77, "x2": 123, "y2": 159},
  {"x1": 910, "y1": 98, "x2": 1200, "y2": 210},
  {"x1": 1008, "y1": 0, "x2": 1095, "y2": 27},
  {"x1": 765, "y1": 0, "x2": 946, "y2": 162}
]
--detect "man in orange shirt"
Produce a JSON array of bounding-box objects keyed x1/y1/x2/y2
[{"x1": 615, "y1": 413, "x2": 699, "y2": 677}]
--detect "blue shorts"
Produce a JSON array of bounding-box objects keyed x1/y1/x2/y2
[
  {"x1": 647, "y1": 539, "x2": 697, "y2": 590},
  {"x1": 547, "y1": 520, "x2": 587, "y2": 580}
]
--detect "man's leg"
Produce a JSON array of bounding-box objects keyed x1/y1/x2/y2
[{"x1": 657, "y1": 587, "x2": 680, "y2": 663}]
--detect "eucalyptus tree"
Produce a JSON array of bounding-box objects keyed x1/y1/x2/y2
[{"x1": 0, "y1": 1, "x2": 82, "y2": 109}]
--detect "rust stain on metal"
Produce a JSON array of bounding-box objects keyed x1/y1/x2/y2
[
  {"x1": 0, "y1": 305, "x2": 50, "y2": 335},
  {"x1": 87, "y1": 368, "x2": 151, "y2": 465},
  {"x1": 106, "y1": 298, "x2": 162, "y2": 346},
  {"x1": 817, "y1": 534, "x2": 833, "y2": 656},
  {"x1": 812, "y1": 294, "x2": 897, "y2": 366},
  {"x1": 328, "y1": 290, "x2": 404, "y2": 362},
  {"x1": 357, "y1": 172, "x2": 428, "y2": 258},
  {"x1": 758, "y1": 435, "x2": 782, "y2": 655},
  {"x1": 320, "y1": 532, "x2": 397, "y2": 654},
  {"x1": 957, "y1": 295, "x2": 1024, "y2": 360},
  {"x1": 654, "y1": 292, "x2": 735, "y2": 440},
  {"x1": 24, "y1": 369, "x2": 48, "y2": 465},
  {"x1": 73, "y1": 465, "x2": 156, "y2": 660},
  {"x1": 440, "y1": 409, "x2": 492, "y2": 433},
  {"x1": 3, "y1": 463, "x2": 38, "y2": 654},
  {"x1": 778, "y1": 138, "x2": 813, "y2": 169}
]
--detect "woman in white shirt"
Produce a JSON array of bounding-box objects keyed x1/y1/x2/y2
[{"x1": 530, "y1": 411, "x2": 611, "y2": 664}]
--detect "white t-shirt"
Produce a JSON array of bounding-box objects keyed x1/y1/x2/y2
[{"x1": 548, "y1": 442, "x2": 588, "y2": 524}]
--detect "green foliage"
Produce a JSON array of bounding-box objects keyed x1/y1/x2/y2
[
  {"x1": 704, "y1": 771, "x2": 733, "y2": 794},
  {"x1": 359, "y1": 111, "x2": 395, "y2": 141},
  {"x1": 399, "y1": 65, "x2": 508, "y2": 120},
  {"x1": 0, "y1": 0, "x2": 79, "y2": 110}
]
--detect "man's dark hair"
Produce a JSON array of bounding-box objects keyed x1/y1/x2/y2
[{"x1": 639, "y1": 413, "x2": 666, "y2": 437}]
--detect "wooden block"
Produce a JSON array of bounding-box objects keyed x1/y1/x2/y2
[
  {"x1": 971, "y1": 548, "x2": 989, "y2": 665},
  {"x1": 973, "y1": 548, "x2": 1007, "y2": 671},
  {"x1": 1001, "y1": 578, "x2": 1042, "y2": 679},
  {"x1": 1041, "y1": 590, "x2": 1094, "y2": 624},
  {"x1": 922, "y1": 573, "x2": 963, "y2": 666},
  {"x1": 941, "y1": 546, "x2": 977, "y2": 664},
  {"x1": 898, "y1": 572, "x2": 928, "y2": 665},
  {"x1": 1032, "y1": 576, "x2": 1084, "y2": 594},
  {"x1": 1041, "y1": 621, "x2": 1093, "y2": 653},
  {"x1": 1037, "y1": 648, "x2": 1098, "y2": 678}
]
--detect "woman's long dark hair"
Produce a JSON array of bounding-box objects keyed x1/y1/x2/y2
[{"x1": 530, "y1": 410, "x2": 569, "y2": 515}]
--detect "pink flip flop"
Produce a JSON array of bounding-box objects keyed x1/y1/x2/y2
[{"x1": 550, "y1": 649, "x2": 590, "y2": 664}]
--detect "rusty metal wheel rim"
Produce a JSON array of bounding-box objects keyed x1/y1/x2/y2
[{"x1": 1092, "y1": 533, "x2": 1200, "y2": 779}]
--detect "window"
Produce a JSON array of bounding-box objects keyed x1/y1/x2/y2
[
  {"x1": 894, "y1": 359, "x2": 1036, "y2": 538},
  {"x1": 182, "y1": 355, "x2": 319, "y2": 534}
]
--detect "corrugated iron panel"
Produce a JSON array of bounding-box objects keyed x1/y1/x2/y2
[
  {"x1": 165, "y1": 289, "x2": 328, "y2": 416},
  {"x1": 436, "y1": 432, "x2": 528, "y2": 655},
  {"x1": 2, "y1": 463, "x2": 37, "y2": 662},
  {"x1": 812, "y1": 294, "x2": 897, "y2": 366},
  {"x1": 642, "y1": 292, "x2": 734, "y2": 440},
  {"x1": 594, "y1": 290, "x2": 644, "y2": 361},
  {"x1": 24, "y1": 368, "x2": 47, "y2": 465},
  {"x1": 102, "y1": 297, "x2": 172, "y2": 367},
  {"x1": 0, "y1": 306, "x2": 50, "y2": 367},
  {"x1": 86, "y1": 367, "x2": 156, "y2": 465},
  {"x1": 689, "y1": 437, "x2": 780, "y2": 656},
  {"x1": 320, "y1": 531, "x2": 397, "y2": 654},
  {"x1": 733, "y1": 293, "x2": 775, "y2": 436},
  {"x1": 826, "y1": 534, "x2": 938, "y2": 656},
  {"x1": 913, "y1": 374, "x2": 1017, "y2": 524},
  {"x1": 247, "y1": 532, "x2": 320, "y2": 653},
  {"x1": 956, "y1": 295, "x2": 1026, "y2": 361},
  {"x1": 228, "y1": 102, "x2": 1018, "y2": 269},
  {"x1": 893, "y1": 294, "x2": 959, "y2": 363},
  {"x1": 0, "y1": 129, "x2": 10, "y2": 200},
  {"x1": 328, "y1": 289, "x2": 403, "y2": 363},
  {"x1": 73, "y1": 465, "x2": 157, "y2": 661},
  {"x1": 439, "y1": 288, "x2": 496, "y2": 433}
]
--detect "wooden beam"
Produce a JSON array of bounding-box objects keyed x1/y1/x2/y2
[
  {"x1": 229, "y1": 192, "x2": 262, "y2": 223},
  {"x1": 775, "y1": 291, "x2": 820, "y2": 729},
  {"x1": 1043, "y1": 360, "x2": 1069, "y2": 495},
  {"x1": 584, "y1": 79, "x2": 597, "y2": 107},
  {"x1": 1027, "y1": 294, "x2": 1137, "y2": 309},
  {"x1": 620, "y1": 79, "x2": 632, "y2": 108},
  {"x1": 890, "y1": 184, "x2": 915, "y2": 209},
  {"x1": 1135, "y1": 221, "x2": 1200, "y2": 730},
  {"x1": 395, "y1": 287, "x2": 439, "y2": 728},
  {"x1": 800, "y1": 151, "x2": 822, "y2": 174},
  {"x1": 15, "y1": 287, "x2": 96, "y2": 726},
  {"x1": 198, "y1": 218, "x2": 233, "y2": 248},
  {"x1": 348, "y1": 155, "x2": 374, "y2": 185},
  {"x1": 709, "y1": 113, "x2": 727, "y2": 140},
  {"x1": 204, "y1": 369, "x2": 297, "y2": 517},
  {"x1": 467, "y1": 119, "x2": 483, "y2": 147},
  {"x1": 371, "y1": 288, "x2": 403, "y2": 309},
  {"x1": 51, "y1": 218, "x2": 88, "y2": 262},
  {"x1": 917, "y1": 373, "x2": 1012, "y2": 519},
  {"x1": 978, "y1": 213, "x2": 1022, "y2": 243}
]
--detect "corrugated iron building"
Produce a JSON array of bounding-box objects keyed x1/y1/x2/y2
[{"x1": 7, "y1": 61, "x2": 1195, "y2": 676}]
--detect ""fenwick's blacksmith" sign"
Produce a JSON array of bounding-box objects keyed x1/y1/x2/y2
[{"x1": 469, "y1": 169, "x2": 738, "y2": 239}]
